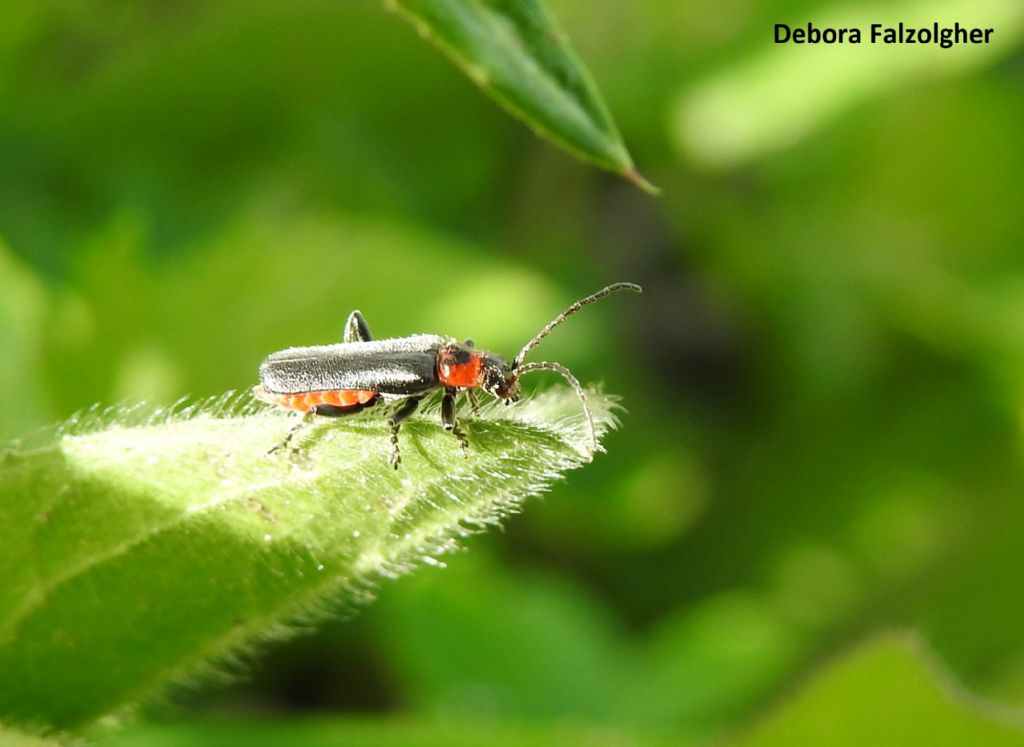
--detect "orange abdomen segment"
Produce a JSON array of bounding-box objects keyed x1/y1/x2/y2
[{"x1": 265, "y1": 389, "x2": 377, "y2": 413}]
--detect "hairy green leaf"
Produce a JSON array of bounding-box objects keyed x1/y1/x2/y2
[
  {"x1": 387, "y1": 0, "x2": 654, "y2": 191},
  {"x1": 0, "y1": 388, "x2": 617, "y2": 729}
]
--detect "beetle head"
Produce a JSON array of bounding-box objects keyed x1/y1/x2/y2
[{"x1": 481, "y1": 353, "x2": 519, "y2": 402}]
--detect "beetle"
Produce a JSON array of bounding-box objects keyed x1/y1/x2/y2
[{"x1": 253, "y1": 282, "x2": 642, "y2": 468}]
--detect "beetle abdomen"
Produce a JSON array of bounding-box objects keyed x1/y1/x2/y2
[{"x1": 253, "y1": 387, "x2": 379, "y2": 413}]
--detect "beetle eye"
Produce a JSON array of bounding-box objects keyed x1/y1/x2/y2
[{"x1": 464, "y1": 339, "x2": 475, "y2": 348}]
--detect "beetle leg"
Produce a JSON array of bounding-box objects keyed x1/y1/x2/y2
[
  {"x1": 269, "y1": 410, "x2": 316, "y2": 455},
  {"x1": 343, "y1": 310, "x2": 373, "y2": 343},
  {"x1": 442, "y1": 387, "x2": 469, "y2": 456},
  {"x1": 388, "y1": 395, "x2": 424, "y2": 469},
  {"x1": 466, "y1": 389, "x2": 480, "y2": 414},
  {"x1": 269, "y1": 396, "x2": 381, "y2": 456}
]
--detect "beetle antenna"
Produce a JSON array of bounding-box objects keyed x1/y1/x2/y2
[
  {"x1": 515, "y1": 361, "x2": 599, "y2": 457},
  {"x1": 513, "y1": 282, "x2": 642, "y2": 369}
]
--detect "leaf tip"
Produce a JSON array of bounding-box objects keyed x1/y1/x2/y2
[{"x1": 623, "y1": 167, "x2": 661, "y2": 195}]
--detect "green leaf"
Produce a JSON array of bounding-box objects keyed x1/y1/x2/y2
[
  {"x1": 0, "y1": 388, "x2": 617, "y2": 729},
  {"x1": 387, "y1": 0, "x2": 654, "y2": 191},
  {"x1": 0, "y1": 723, "x2": 71, "y2": 747},
  {"x1": 729, "y1": 633, "x2": 1024, "y2": 747},
  {"x1": 370, "y1": 552, "x2": 625, "y2": 721},
  {"x1": 94, "y1": 714, "x2": 666, "y2": 747}
]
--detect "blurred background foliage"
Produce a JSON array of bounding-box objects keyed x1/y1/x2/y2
[{"x1": 2, "y1": 0, "x2": 1024, "y2": 743}]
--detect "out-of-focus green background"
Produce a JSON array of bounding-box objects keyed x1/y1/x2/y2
[{"x1": 2, "y1": 0, "x2": 1023, "y2": 743}]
